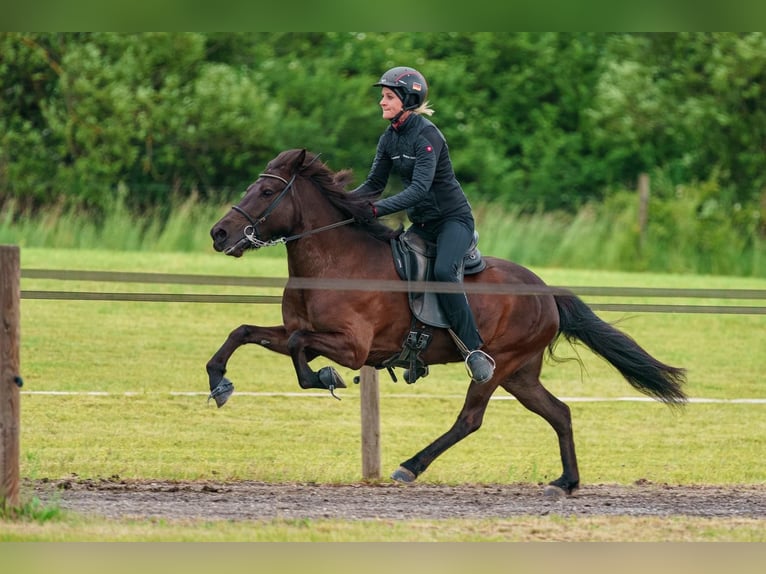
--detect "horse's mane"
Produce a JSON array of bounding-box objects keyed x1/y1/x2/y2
[{"x1": 288, "y1": 150, "x2": 402, "y2": 243}]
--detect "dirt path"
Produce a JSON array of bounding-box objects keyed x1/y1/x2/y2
[{"x1": 32, "y1": 478, "x2": 766, "y2": 521}]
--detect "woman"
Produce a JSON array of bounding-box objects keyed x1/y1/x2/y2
[{"x1": 352, "y1": 66, "x2": 495, "y2": 384}]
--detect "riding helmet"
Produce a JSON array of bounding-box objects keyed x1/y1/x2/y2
[{"x1": 374, "y1": 66, "x2": 428, "y2": 110}]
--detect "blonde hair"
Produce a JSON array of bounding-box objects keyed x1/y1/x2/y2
[{"x1": 414, "y1": 100, "x2": 435, "y2": 116}]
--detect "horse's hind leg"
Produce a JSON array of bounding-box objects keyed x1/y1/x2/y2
[
  {"x1": 285, "y1": 329, "x2": 372, "y2": 391},
  {"x1": 501, "y1": 358, "x2": 580, "y2": 495},
  {"x1": 392, "y1": 381, "x2": 497, "y2": 483}
]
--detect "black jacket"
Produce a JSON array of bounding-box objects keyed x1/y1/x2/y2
[{"x1": 354, "y1": 113, "x2": 473, "y2": 228}]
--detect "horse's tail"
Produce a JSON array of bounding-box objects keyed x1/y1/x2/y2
[{"x1": 552, "y1": 293, "x2": 688, "y2": 406}]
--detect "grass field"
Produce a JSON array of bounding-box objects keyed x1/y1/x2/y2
[{"x1": 3, "y1": 247, "x2": 765, "y2": 541}]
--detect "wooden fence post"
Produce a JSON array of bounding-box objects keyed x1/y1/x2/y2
[
  {"x1": 0, "y1": 245, "x2": 21, "y2": 509},
  {"x1": 359, "y1": 365, "x2": 380, "y2": 480}
]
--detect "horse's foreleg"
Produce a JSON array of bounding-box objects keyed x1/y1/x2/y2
[
  {"x1": 392, "y1": 382, "x2": 497, "y2": 482},
  {"x1": 206, "y1": 324, "x2": 291, "y2": 392}
]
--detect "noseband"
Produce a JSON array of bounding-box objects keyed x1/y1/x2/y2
[
  {"x1": 231, "y1": 173, "x2": 293, "y2": 228},
  {"x1": 225, "y1": 166, "x2": 354, "y2": 255},
  {"x1": 224, "y1": 172, "x2": 296, "y2": 253}
]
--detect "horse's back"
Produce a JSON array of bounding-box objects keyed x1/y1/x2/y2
[{"x1": 466, "y1": 256, "x2": 560, "y2": 348}]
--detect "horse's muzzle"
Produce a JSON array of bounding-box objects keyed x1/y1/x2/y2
[
  {"x1": 223, "y1": 238, "x2": 249, "y2": 257},
  {"x1": 210, "y1": 225, "x2": 238, "y2": 255}
]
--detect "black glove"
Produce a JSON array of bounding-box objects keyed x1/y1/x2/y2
[{"x1": 355, "y1": 202, "x2": 378, "y2": 225}]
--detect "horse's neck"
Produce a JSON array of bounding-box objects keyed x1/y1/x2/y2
[
  {"x1": 286, "y1": 184, "x2": 393, "y2": 278},
  {"x1": 286, "y1": 227, "x2": 392, "y2": 279}
]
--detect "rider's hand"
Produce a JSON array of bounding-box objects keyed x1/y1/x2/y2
[{"x1": 355, "y1": 202, "x2": 378, "y2": 225}]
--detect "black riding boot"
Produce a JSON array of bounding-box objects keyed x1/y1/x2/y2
[{"x1": 440, "y1": 291, "x2": 495, "y2": 384}]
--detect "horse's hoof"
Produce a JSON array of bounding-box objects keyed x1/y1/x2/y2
[
  {"x1": 208, "y1": 377, "x2": 234, "y2": 408},
  {"x1": 390, "y1": 467, "x2": 417, "y2": 483},
  {"x1": 543, "y1": 484, "x2": 567, "y2": 499},
  {"x1": 318, "y1": 366, "x2": 347, "y2": 390}
]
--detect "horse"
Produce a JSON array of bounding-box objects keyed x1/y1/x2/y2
[{"x1": 207, "y1": 148, "x2": 687, "y2": 495}]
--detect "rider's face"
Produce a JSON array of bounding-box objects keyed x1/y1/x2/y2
[{"x1": 380, "y1": 87, "x2": 404, "y2": 120}]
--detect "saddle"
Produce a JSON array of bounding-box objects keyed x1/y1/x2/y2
[
  {"x1": 391, "y1": 228, "x2": 486, "y2": 327},
  {"x1": 379, "y1": 228, "x2": 486, "y2": 384}
]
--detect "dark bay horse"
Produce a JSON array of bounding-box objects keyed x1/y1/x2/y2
[{"x1": 208, "y1": 148, "x2": 687, "y2": 494}]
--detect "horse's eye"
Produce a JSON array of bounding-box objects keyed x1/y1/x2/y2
[{"x1": 262, "y1": 188, "x2": 275, "y2": 197}]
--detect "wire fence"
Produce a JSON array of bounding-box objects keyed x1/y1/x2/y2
[{"x1": 20, "y1": 268, "x2": 766, "y2": 315}]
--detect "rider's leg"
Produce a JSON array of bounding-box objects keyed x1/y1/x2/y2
[{"x1": 434, "y1": 220, "x2": 495, "y2": 384}]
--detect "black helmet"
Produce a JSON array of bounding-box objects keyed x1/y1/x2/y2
[{"x1": 374, "y1": 66, "x2": 428, "y2": 111}]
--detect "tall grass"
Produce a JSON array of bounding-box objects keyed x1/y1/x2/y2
[
  {"x1": 476, "y1": 192, "x2": 764, "y2": 277},
  {"x1": 2, "y1": 189, "x2": 763, "y2": 277},
  {"x1": 0, "y1": 193, "x2": 226, "y2": 253}
]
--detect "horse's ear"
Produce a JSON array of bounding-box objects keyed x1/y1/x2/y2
[{"x1": 291, "y1": 149, "x2": 307, "y2": 173}]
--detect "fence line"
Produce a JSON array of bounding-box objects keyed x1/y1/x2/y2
[
  {"x1": 20, "y1": 268, "x2": 766, "y2": 314},
  {"x1": 21, "y1": 268, "x2": 766, "y2": 299},
  {"x1": 22, "y1": 291, "x2": 283, "y2": 305},
  {"x1": 18, "y1": 290, "x2": 766, "y2": 314}
]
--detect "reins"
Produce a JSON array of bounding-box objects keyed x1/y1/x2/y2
[{"x1": 225, "y1": 157, "x2": 355, "y2": 254}]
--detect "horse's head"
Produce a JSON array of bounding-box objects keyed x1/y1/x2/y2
[
  {"x1": 211, "y1": 149, "x2": 308, "y2": 257},
  {"x1": 212, "y1": 148, "x2": 399, "y2": 257}
]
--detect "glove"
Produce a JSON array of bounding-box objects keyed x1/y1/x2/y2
[{"x1": 355, "y1": 202, "x2": 378, "y2": 225}]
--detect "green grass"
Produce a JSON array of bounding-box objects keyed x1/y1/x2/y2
[
  {"x1": 16, "y1": 394, "x2": 766, "y2": 485},
  {"x1": 2, "y1": 513, "x2": 764, "y2": 542},
  {"x1": 15, "y1": 247, "x2": 766, "y2": 481},
  {"x1": 6, "y1": 247, "x2": 766, "y2": 540},
  {"x1": 0, "y1": 496, "x2": 62, "y2": 524}
]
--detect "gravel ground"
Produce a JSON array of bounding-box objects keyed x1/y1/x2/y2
[{"x1": 31, "y1": 478, "x2": 766, "y2": 521}]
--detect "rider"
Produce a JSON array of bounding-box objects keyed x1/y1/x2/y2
[{"x1": 352, "y1": 66, "x2": 495, "y2": 384}]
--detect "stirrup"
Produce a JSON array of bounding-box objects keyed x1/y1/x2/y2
[{"x1": 465, "y1": 350, "x2": 496, "y2": 384}]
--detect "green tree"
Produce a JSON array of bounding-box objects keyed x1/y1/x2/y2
[{"x1": 1, "y1": 31, "x2": 764, "y2": 223}]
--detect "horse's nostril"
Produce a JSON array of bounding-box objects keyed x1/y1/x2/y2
[{"x1": 212, "y1": 227, "x2": 227, "y2": 241}]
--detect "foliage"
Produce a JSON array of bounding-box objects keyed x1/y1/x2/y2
[
  {"x1": 2, "y1": 33, "x2": 765, "y2": 213},
  {"x1": 2, "y1": 33, "x2": 764, "y2": 276},
  {"x1": 586, "y1": 33, "x2": 766, "y2": 201}
]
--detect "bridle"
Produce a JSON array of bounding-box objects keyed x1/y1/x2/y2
[{"x1": 224, "y1": 163, "x2": 354, "y2": 255}]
